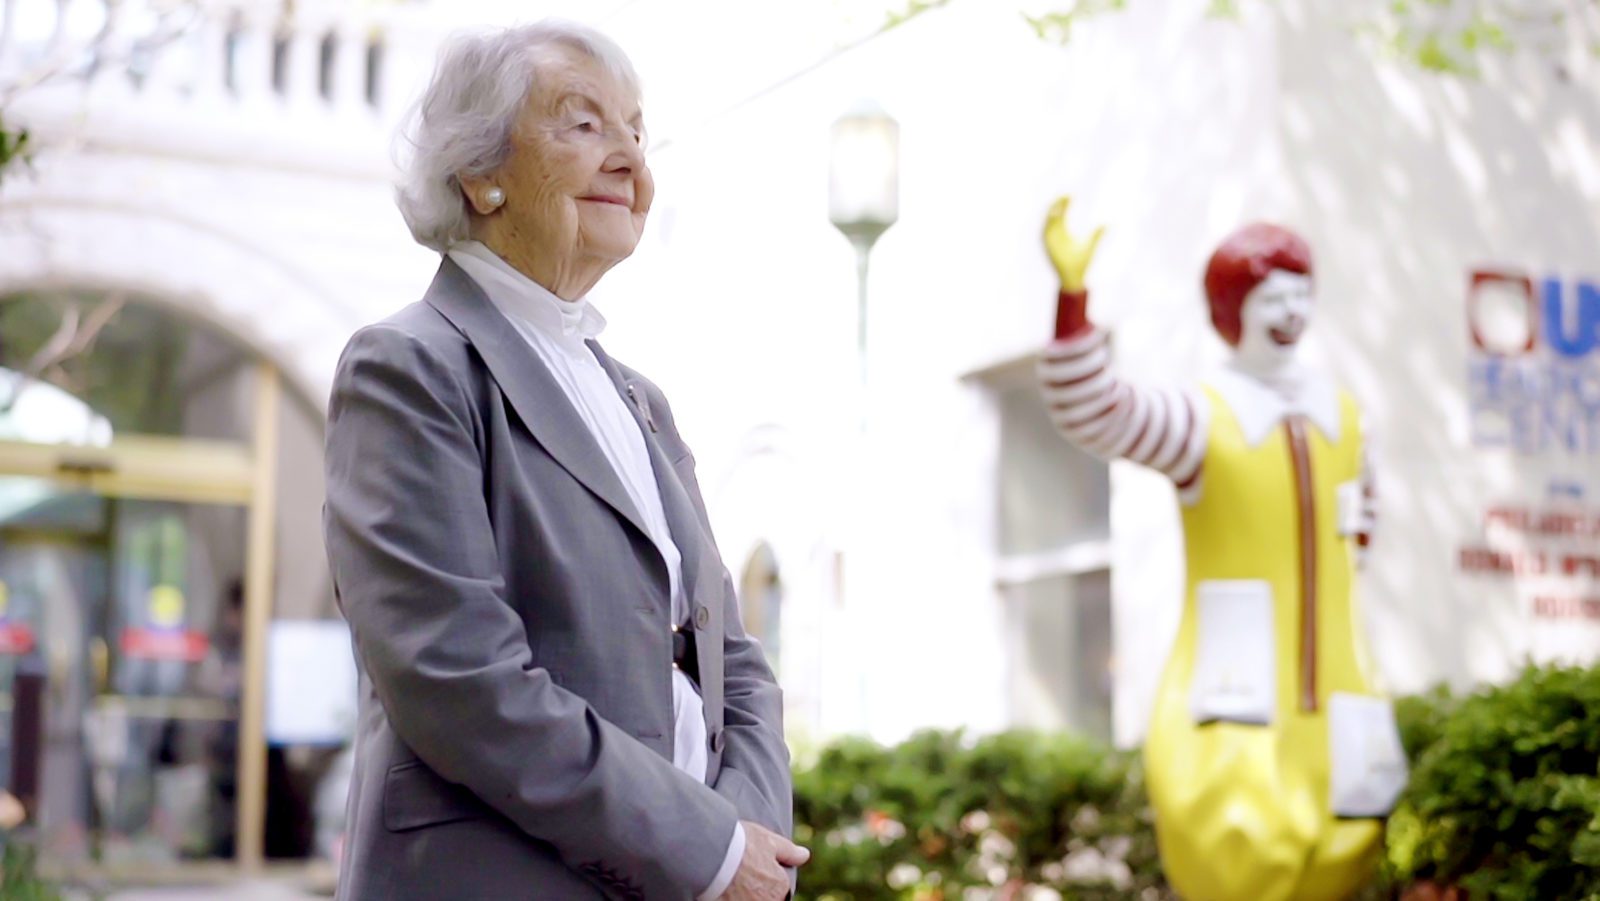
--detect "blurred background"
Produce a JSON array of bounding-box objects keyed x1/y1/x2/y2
[{"x1": 0, "y1": 0, "x2": 1595, "y2": 896}]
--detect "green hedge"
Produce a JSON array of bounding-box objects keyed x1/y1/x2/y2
[
  {"x1": 795, "y1": 662, "x2": 1600, "y2": 900},
  {"x1": 1381, "y1": 663, "x2": 1600, "y2": 900},
  {"x1": 794, "y1": 730, "x2": 1171, "y2": 899}
]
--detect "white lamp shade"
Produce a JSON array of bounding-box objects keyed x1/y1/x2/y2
[{"x1": 829, "y1": 102, "x2": 900, "y2": 238}]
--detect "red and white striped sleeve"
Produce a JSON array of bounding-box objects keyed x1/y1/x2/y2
[{"x1": 1036, "y1": 290, "x2": 1209, "y2": 504}]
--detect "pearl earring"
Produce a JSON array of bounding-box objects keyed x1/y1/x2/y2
[{"x1": 485, "y1": 187, "x2": 505, "y2": 209}]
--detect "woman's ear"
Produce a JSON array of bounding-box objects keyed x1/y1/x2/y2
[{"x1": 458, "y1": 173, "x2": 504, "y2": 216}]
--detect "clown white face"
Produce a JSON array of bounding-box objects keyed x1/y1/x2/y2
[{"x1": 1233, "y1": 269, "x2": 1314, "y2": 373}]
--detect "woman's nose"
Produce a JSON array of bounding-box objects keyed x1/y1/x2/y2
[{"x1": 606, "y1": 131, "x2": 645, "y2": 172}]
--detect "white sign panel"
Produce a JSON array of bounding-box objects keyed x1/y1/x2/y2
[{"x1": 267, "y1": 620, "x2": 358, "y2": 746}]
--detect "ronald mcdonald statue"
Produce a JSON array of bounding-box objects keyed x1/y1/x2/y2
[{"x1": 1036, "y1": 198, "x2": 1408, "y2": 900}]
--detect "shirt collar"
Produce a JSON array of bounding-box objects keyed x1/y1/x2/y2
[
  {"x1": 446, "y1": 241, "x2": 607, "y2": 343},
  {"x1": 1209, "y1": 363, "x2": 1342, "y2": 447}
]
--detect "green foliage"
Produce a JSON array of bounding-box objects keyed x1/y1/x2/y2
[
  {"x1": 1381, "y1": 663, "x2": 1600, "y2": 900},
  {"x1": 1205, "y1": 0, "x2": 1245, "y2": 19},
  {"x1": 1373, "y1": 8, "x2": 1516, "y2": 75},
  {"x1": 798, "y1": 663, "x2": 1600, "y2": 899},
  {"x1": 794, "y1": 729, "x2": 1171, "y2": 899},
  {"x1": 0, "y1": 843, "x2": 66, "y2": 901},
  {"x1": 1022, "y1": 1, "x2": 1128, "y2": 45},
  {"x1": 1392, "y1": 683, "x2": 1458, "y2": 761},
  {"x1": 888, "y1": 0, "x2": 1571, "y2": 75},
  {"x1": 0, "y1": 112, "x2": 31, "y2": 186},
  {"x1": 882, "y1": 0, "x2": 956, "y2": 33},
  {"x1": 0, "y1": 294, "x2": 194, "y2": 436}
]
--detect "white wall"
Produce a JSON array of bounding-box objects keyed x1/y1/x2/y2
[
  {"x1": 589, "y1": 0, "x2": 1288, "y2": 744},
  {"x1": 596, "y1": 0, "x2": 1600, "y2": 745},
  {"x1": 1275, "y1": 0, "x2": 1600, "y2": 693}
]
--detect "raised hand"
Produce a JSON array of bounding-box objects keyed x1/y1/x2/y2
[{"x1": 1042, "y1": 195, "x2": 1105, "y2": 293}]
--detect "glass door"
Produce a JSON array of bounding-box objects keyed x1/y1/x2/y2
[{"x1": 0, "y1": 479, "x2": 252, "y2": 867}]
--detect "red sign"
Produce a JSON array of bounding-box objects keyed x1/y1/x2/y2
[
  {"x1": 120, "y1": 628, "x2": 209, "y2": 662},
  {"x1": 0, "y1": 623, "x2": 36, "y2": 655}
]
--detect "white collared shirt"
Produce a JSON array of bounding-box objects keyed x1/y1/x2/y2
[
  {"x1": 1210, "y1": 360, "x2": 1343, "y2": 448},
  {"x1": 447, "y1": 241, "x2": 743, "y2": 899}
]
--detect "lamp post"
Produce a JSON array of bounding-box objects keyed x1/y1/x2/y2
[
  {"x1": 828, "y1": 100, "x2": 899, "y2": 392},
  {"x1": 826, "y1": 101, "x2": 898, "y2": 735}
]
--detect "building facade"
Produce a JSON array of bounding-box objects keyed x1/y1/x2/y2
[{"x1": 0, "y1": 0, "x2": 1595, "y2": 877}]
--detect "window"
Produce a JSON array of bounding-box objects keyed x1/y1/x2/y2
[{"x1": 990, "y1": 374, "x2": 1113, "y2": 740}]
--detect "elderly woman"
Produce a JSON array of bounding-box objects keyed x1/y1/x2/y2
[{"x1": 322, "y1": 21, "x2": 804, "y2": 901}]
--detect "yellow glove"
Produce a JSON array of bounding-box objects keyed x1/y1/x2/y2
[{"x1": 1042, "y1": 195, "x2": 1104, "y2": 293}]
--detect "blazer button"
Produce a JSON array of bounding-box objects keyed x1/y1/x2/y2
[
  {"x1": 709, "y1": 728, "x2": 726, "y2": 753},
  {"x1": 694, "y1": 605, "x2": 710, "y2": 629}
]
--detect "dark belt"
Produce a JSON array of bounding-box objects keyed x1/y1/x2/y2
[{"x1": 671, "y1": 625, "x2": 699, "y2": 685}]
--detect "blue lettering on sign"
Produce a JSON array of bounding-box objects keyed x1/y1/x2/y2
[
  {"x1": 1543, "y1": 277, "x2": 1600, "y2": 359},
  {"x1": 1469, "y1": 356, "x2": 1600, "y2": 455},
  {"x1": 1469, "y1": 272, "x2": 1600, "y2": 456}
]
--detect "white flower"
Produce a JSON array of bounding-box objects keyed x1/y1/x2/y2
[
  {"x1": 1069, "y1": 806, "x2": 1102, "y2": 832},
  {"x1": 1059, "y1": 847, "x2": 1134, "y2": 890},
  {"x1": 978, "y1": 832, "x2": 1017, "y2": 862},
  {"x1": 887, "y1": 863, "x2": 922, "y2": 889},
  {"x1": 832, "y1": 825, "x2": 867, "y2": 845},
  {"x1": 1100, "y1": 835, "x2": 1133, "y2": 862},
  {"x1": 1021, "y1": 888, "x2": 1064, "y2": 901},
  {"x1": 1107, "y1": 860, "x2": 1132, "y2": 890},
  {"x1": 1061, "y1": 847, "x2": 1109, "y2": 883},
  {"x1": 961, "y1": 810, "x2": 992, "y2": 834},
  {"x1": 870, "y1": 818, "x2": 907, "y2": 843}
]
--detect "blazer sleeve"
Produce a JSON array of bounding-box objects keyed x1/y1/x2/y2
[
  {"x1": 709, "y1": 565, "x2": 792, "y2": 837},
  {"x1": 323, "y1": 324, "x2": 740, "y2": 899}
]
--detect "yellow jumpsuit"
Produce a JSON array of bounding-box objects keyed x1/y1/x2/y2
[{"x1": 1144, "y1": 385, "x2": 1384, "y2": 901}]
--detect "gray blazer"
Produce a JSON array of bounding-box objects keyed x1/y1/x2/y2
[{"x1": 323, "y1": 259, "x2": 792, "y2": 900}]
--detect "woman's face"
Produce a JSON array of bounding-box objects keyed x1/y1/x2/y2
[{"x1": 488, "y1": 43, "x2": 652, "y2": 274}]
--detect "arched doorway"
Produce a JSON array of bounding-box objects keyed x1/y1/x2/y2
[
  {"x1": 0, "y1": 287, "x2": 340, "y2": 876},
  {"x1": 738, "y1": 542, "x2": 783, "y2": 675}
]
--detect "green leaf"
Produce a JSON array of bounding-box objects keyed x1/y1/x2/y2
[
  {"x1": 1020, "y1": 0, "x2": 1129, "y2": 46},
  {"x1": 882, "y1": 0, "x2": 955, "y2": 33}
]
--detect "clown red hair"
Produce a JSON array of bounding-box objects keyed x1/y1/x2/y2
[{"x1": 1202, "y1": 223, "x2": 1313, "y2": 346}]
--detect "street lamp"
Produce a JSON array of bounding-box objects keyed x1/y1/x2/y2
[
  {"x1": 826, "y1": 101, "x2": 898, "y2": 735},
  {"x1": 828, "y1": 99, "x2": 899, "y2": 388}
]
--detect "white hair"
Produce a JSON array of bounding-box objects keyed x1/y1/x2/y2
[{"x1": 394, "y1": 20, "x2": 642, "y2": 252}]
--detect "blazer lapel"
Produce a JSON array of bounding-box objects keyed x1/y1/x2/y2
[
  {"x1": 422, "y1": 258, "x2": 651, "y2": 542},
  {"x1": 588, "y1": 341, "x2": 716, "y2": 611}
]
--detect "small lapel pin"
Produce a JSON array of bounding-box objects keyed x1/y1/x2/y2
[{"x1": 626, "y1": 383, "x2": 658, "y2": 433}]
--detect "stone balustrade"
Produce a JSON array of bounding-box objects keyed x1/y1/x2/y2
[{"x1": 0, "y1": 0, "x2": 443, "y2": 178}]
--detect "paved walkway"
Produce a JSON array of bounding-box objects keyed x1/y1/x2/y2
[
  {"x1": 62, "y1": 873, "x2": 333, "y2": 900},
  {"x1": 88, "y1": 884, "x2": 324, "y2": 900}
]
